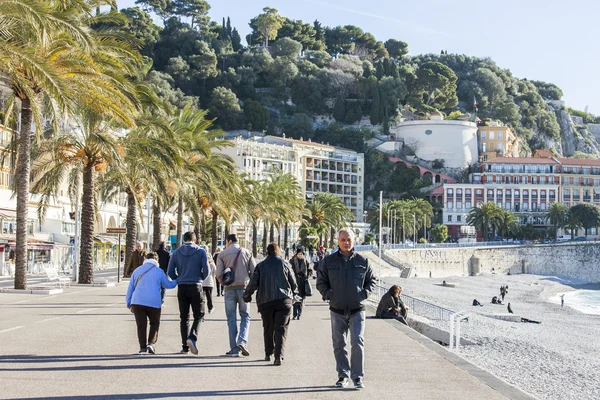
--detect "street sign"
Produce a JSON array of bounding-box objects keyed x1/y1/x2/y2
[{"x1": 106, "y1": 228, "x2": 126, "y2": 234}]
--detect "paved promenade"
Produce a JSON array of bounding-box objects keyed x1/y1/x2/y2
[{"x1": 0, "y1": 281, "x2": 533, "y2": 399}]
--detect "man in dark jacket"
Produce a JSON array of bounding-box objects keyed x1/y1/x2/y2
[
  {"x1": 289, "y1": 248, "x2": 311, "y2": 320},
  {"x1": 317, "y1": 228, "x2": 375, "y2": 390},
  {"x1": 156, "y1": 241, "x2": 170, "y2": 306},
  {"x1": 124, "y1": 241, "x2": 146, "y2": 278},
  {"x1": 244, "y1": 243, "x2": 297, "y2": 366},
  {"x1": 167, "y1": 232, "x2": 209, "y2": 355}
]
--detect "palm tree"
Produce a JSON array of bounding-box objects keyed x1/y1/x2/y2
[
  {"x1": 563, "y1": 209, "x2": 582, "y2": 238},
  {"x1": 467, "y1": 202, "x2": 502, "y2": 242},
  {"x1": 498, "y1": 209, "x2": 519, "y2": 239},
  {"x1": 545, "y1": 202, "x2": 567, "y2": 240},
  {"x1": 1, "y1": 1, "x2": 142, "y2": 288}
]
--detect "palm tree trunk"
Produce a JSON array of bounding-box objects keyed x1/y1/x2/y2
[
  {"x1": 269, "y1": 223, "x2": 275, "y2": 243},
  {"x1": 277, "y1": 225, "x2": 282, "y2": 248},
  {"x1": 14, "y1": 98, "x2": 32, "y2": 289},
  {"x1": 200, "y1": 213, "x2": 207, "y2": 243},
  {"x1": 211, "y1": 209, "x2": 218, "y2": 254},
  {"x1": 224, "y1": 221, "x2": 230, "y2": 239},
  {"x1": 175, "y1": 195, "x2": 183, "y2": 248},
  {"x1": 283, "y1": 222, "x2": 289, "y2": 251},
  {"x1": 152, "y1": 198, "x2": 161, "y2": 251},
  {"x1": 193, "y1": 211, "x2": 200, "y2": 242},
  {"x1": 79, "y1": 164, "x2": 96, "y2": 284},
  {"x1": 124, "y1": 188, "x2": 137, "y2": 275},
  {"x1": 262, "y1": 223, "x2": 268, "y2": 254},
  {"x1": 330, "y1": 226, "x2": 335, "y2": 248},
  {"x1": 252, "y1": 221, "x2": 258, "y2": 258}
]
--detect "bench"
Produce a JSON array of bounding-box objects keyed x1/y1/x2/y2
[{"x1": 44, "y1": 267, "x2": 71, "y2": 287}]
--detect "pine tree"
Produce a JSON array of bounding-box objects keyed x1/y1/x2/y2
[
  {"x1": 226, "y1": 17, "x2": 232, "y2": 37},
  {"x1": 370, "y1": 84, "x2": 382, "y2": 125},
  {"x1": 232, "y1": 28, "x2": 243, "y2": 51},
  {"x1": 375, "y1": 62, "x2": 385, "y2": 80},
  {"x1": 333, "y1": 97, "x2": 346, "y2": 122}
]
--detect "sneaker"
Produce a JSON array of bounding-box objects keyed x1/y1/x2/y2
[
  {"x1": 353, "y1": 378, "x2": 364, "y2": 389},
  {"x1": 209, "y1": 308, "x2": 214, "y2": 314},
  {"x1": 187, "y1": 338, "x2": 198, "y2": 355},
  {"x1": 273, "y1": 357, "x2": 282, "y2": 366},
  {"x1": 238, "y1": 344, "x2": 250, "y2": 357},
  {"x1": 146, "y1": 344, "x2": 155, "y2": 354},
  {"x1": 265, "y1": 355, "x2": 272, "y2": 361},
  {"x1": 225, "y1": 350, "x2": 240, "y2": 357},
  {"x1": 138, "y1": 350, "x2": 148, "y2": 355},
  {"x1": 335, "y1": 378, "x2": 349, "y2": 388},
  {"x1": 180, "y1": 348, "x2": 189, "y2": 354}
]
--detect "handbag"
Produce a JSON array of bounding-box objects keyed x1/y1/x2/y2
[
  {"x1": 222, "y1": 249, "x2": 242, "y2": 286},
  {"x1": 304, "y1": 279, "x2": 313, "y2": 297}
]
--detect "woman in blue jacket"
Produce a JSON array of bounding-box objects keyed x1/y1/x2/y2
[{"x1": 126, "y1": 253, "x2": 178, "y2": 354}]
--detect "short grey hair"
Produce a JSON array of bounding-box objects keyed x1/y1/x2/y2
[
  {"x1": 337, "y1": 228, "x2": 355, "y2": 241},
  {"x1": 135, "y1": 241, "x2": 143, "y2": 248}
]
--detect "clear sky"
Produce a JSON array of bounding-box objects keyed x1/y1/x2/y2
[{"x1": 117, "y1": 0, "x2": 600, "y2": 114}]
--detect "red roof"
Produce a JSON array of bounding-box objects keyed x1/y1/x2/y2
[
  {"x1": 556, "y1": 158, "x2": 600, "y2": 166},
  {"x1": 533, "y1": 149, "x2": 554, "y2": 158},
  {"x1": 388, "y1": 157, "x2": 457, "y2": 183},
  {"x1": 486, "y1": 157, "x2": 559, "y2": 165}
]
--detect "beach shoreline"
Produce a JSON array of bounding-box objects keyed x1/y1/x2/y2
[{"x1": 386, "y1": 273, "x2": 600, "y2": 400}]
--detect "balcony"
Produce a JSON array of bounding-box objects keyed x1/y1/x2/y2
[{"x1": 584, "y1": 196, "x2": 591, "y2": 201}]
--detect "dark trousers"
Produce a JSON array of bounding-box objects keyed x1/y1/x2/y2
[
  {"x1": 215, "y1": 279, "x2": 222, "y2": 296},
  {"x1": 203, "y1": 287, "x2": 213, "y2": 311},
  {"x1": 381, "y1": 311, "x2": 408, "y2": 325},
  {"x1": 131, "y1": 305, "x2": 162, "y2": 350},
  {"x1": 260, "y1": 301, "x2": 292, "y2": 359},
  {"x1": 177, "y1": 284, "x2": 205, "y2": 350}
]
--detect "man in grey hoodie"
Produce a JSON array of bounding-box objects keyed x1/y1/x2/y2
[{"x1": 167, "y1": 232, "x2": 209, "y2": 355}]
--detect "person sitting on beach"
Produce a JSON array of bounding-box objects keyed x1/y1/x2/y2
[
  {"x1": 375, "y1": 285, "x2": 409, "y2": 325},
  {"x1": 442, "y1": 281, "x2": 447, "y2": 286},
  {"x1": 472, "y1": 299, "x2": 483, "y2": 307},
  {"x1": 492, "y1": 296, "x2": 498, "y2": 304},
  {"x1": 521, "y1": 317, "x2": 541, "y2": 324},
  {"x1": 507, "y1": 303, "x2": 513, "y2": 314}
]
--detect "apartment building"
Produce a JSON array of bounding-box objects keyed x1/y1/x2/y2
[
  {"x1": 478, "y1": 121, "x2": 520, "y2": 161},
  {"x1": 262, "y1": 136, "x2": 365, "y2": 222}
]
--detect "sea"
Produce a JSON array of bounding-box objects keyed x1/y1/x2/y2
[{"x1": 551, "y1": 290, "x2": 600, "y2": 315}]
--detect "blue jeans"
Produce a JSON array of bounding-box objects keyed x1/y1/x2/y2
[
  {"x1": 224, "y1": 289, "x2": 250, "y2": 353},
  {"x1": 330, "y1": 311, "x2": 366, "y2": 380}
]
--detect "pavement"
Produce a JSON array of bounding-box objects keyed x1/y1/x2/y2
[{"x1": 0, "y1": 278, "x2": 534, "y2": 400}]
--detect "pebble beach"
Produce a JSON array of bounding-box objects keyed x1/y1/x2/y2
[{"x1": 387, "y1": 273, "x2": 600, "y2": 400}]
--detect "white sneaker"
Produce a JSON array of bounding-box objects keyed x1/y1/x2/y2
[
  {"x1": 187, "y1": 338, "x2": 198, "y2": 355},
  {"x1": 138, "y1": 350, "x2": 148, "y2": 355},
  {"x1": 209, "y1": 308, "x2": 214, "y2": 314}
]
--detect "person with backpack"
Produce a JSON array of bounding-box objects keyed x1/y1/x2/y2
[
  {"x1": 216, "y1": 234, "x2": 256, "y2": 357},
  {"x1": 167, "y1": 232, "x2": 209, "y2": 355},
  {"x1": 126, "y1": 253, "x2": 177, "y2": 354},
  {"x1": 289, "y1": 248, "x2": 311, "y2": 320}
]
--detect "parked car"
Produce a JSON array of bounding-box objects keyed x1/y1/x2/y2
[
  {"x1": 574, "y1": 237, "x2": 587, "y2": 241},
  {"x1": 557, "y1": 235, "x2": 571, "y2": 241}
]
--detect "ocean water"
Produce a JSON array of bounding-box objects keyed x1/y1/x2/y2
[{"x1": 551, "y1": 290, "x2": 600, "y2": 315}]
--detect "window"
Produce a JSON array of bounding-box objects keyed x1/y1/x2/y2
[
  {"x1": 447, "y1": 189, "x2": 453, "y2": 196},
  {"x1": 457, "y1": 215, "x2": 462, "y2": 222},
  {"x1": 457, "y1": 201, "x2": 462, "y2": 209},
  {"x1": 523, "y1": 190, "x2": 529, "y2": 196},
  {"x1": 481, "y1": 131, "x2": 487, "y2": 139},
  {"x1": 476, "y1": 189, "x2": 482, "y2": 196},
  {"x1": 447, "y1": 201, "x2": 453, "y2": 210},
  {"x1": 448, "y1": 215, "x2": 453, "y2": 222},
  {"x1": 466, "y1": 202, "x2": 472, "y2": 210},
  {"x1": 482, "y1": 143, "x2": 487, "y2": 152},
  {"x1": 489, "y1": 132, "x2": 494, "y2": 140},
  {"x1": 540, "y1": 176, "x2": 546, "y2": 184},
  {"x1": 487, "y1": 190, "x2": 493, "y2": 197},
  {"x1": 498, "y1": 131, "x2": 503, "y2": 139},
  {"x1": 456, "y1": 189, "x2": 462, "y2": 196},
  {"x1": 465, "y1": 189, "x2": 471, "y2": 196},
  {"x1": 515, "y1": 190, "x2": 520, "y2": 196}
]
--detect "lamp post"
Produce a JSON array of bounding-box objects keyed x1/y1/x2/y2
[
  {"x1": 413, "y1": 213, "x2": 416, "y2": 243},
  {"x1": 378, "y1": 191, "x2": 383, "y2": 298},
  {"x1": 402, "y1": 212, "x2": 405, "y2": 244}
]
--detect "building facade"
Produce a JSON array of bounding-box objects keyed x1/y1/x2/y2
[
  {"x1": 478, "y1": 121, "x2": 519, "y2": 161},
  {"x1": 441, "y1": 154, "x2": 600, "y2": 238}
]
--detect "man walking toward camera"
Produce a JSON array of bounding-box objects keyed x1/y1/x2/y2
[
  {"x1": 216, "y1": 234, "x2": 256, "y2": 357},
  {"x1": 317, "y1": 228, "x2": 375, "y2": 390},
  {"x1": 167, "y1": 232, "x2": 209, "y2": 355}
]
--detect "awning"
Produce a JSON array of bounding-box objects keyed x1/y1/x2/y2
[
  {"x1": 94, "y1": 235, "x2": 119, "y2": 245},
  {"x1": 0, "y1": 235, "x2": 55, "y2": 250},
  {"x1": 0, "y1": 208, "x2": 17, "y2": 219}
]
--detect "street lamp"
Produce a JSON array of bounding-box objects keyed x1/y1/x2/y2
[
  {"x1": 413, "y1": 213, "x2": 416, "y2": 242},
  {"x1": 402, "y1": 212, "x2": 405, "y2": 244}
]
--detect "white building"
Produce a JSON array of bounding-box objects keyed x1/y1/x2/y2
[
  {"x1": 221, "y1": 136, "x2": 366, "y2": 222},
  {"x1": 390, "y1": 113, "x2": 478, "y2": 168},
  {"x1": 262, "y1": 136, "x2": 365, "y2": 222}
]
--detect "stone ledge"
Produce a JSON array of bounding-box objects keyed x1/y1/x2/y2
[
  {"x1": 0, "y1": 287, "x2": 63, "y2": 295},
  {"x1": 70, "y1": 281, "x2": 116, "y2": 288}
]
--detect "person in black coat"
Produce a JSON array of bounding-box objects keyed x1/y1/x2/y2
[
  {"x1": 375, "y1": 285, "x2": 409, "y2": 325},
  {"x1": 213, "y1": 248, "x2": 223, "y2": 296},
  {"x1": 289, "y1": 248, "x2": 311, "y2": 320},
  {"x1": 156, "y1": 241, "x2": 170, "y2": 306}
]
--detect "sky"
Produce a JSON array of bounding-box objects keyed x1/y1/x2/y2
[{"x1": 117, "y1": 0, "x2": 600, "y2": 114}]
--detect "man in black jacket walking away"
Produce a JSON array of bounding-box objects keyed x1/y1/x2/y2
[
  {"x1": 317, "y1": 228, "x2": 375, "y2": 390},
  {"x1": 156, "y1": 241, "x2": 170, "y2": 306},
  {"x1": 244, "y1": 243, "x2": 297, "y2": 366}
]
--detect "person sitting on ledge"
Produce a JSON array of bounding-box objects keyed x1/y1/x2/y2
[
  {"x1": 472, "y1": 299, "x2": 483, "y2": 307},
  {"x1": 507, "y1": 302, "x2": 513, "y2": 314},
  {"x1": 375, "y1": 285, "x2": 409, "y2": 325}
]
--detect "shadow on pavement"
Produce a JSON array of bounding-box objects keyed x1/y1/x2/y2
[{"x1": 8, "y1": 386, "x2": 338, "y2": 399}]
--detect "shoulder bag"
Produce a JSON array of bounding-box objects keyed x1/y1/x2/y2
[{"x1": 222, "y1": 249, "x2": 242, "y2": 286}]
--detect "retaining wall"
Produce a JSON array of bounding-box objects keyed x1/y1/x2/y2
[{"x1": 385, "y1": 243, "x2": 600, "y2": 283}]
